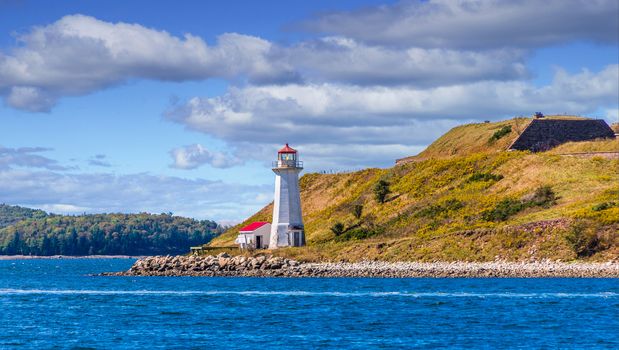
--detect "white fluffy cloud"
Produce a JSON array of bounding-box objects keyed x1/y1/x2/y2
[
  {"x1": 0, "y1": 14, "x2": 297, "y2": 111},
  {"x1": 605, "y1": 108, "x2": 619, "y2": 122},
  {"x1": 167, "y1": 65, "x2": 619, "y2": 144},
  {"x1": 303, "y1": 0, "x2": 619, "y2": 49},
  {"x1": 0, "y1": 4, "x2": 616, "y2": 113},
  {"x1": 166, "y1": 64, "x2": 618, "y2": 169},
  {"x1": 0, "y1": 12, "x2": 541, "y2": 111},
  {"x1": 169, "y1": 144, "x2": 243, "y2": 169},
  {"x1": 0, "y1": 168, "x2": 271, "y2": 222},
  {"x1": 282, "y1": 36, "x2": 528, "y2": 86}
]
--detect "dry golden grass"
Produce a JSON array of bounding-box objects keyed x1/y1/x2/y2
[
  {"x1": 548, "y1": 138, "x2": 619, "y2": 154},
  {"x1": 409, "y1": 118, "x2": 530, "y2": 160},
  {"x1": 209, "y1": 151, "x2": 618, "y2": 262},
  {"x1": 542, "y1": 115, "x2": 591, "y2": 120},
  {"x1": 208, "y1": 116, "x2": 619, "y2": 262}
]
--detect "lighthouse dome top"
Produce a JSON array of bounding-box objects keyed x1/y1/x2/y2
[{"x1": 278, "y1": 143, "x2": 297, "y2": 154}]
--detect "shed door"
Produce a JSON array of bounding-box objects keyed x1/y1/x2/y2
[
  {"x1": 293, "y1": 232, "x2": 301, "y2": 246},
  {"x1": 256, "y1": 235, "x2": 262, "y2": 249}
]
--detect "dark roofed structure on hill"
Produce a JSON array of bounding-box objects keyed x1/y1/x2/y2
[{"x1": 508, "y1": 119, "x2": 615, "y2": 152}]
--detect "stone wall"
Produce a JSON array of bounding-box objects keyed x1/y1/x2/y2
[{"x1": 509, "y1": 119, "x2": 615, "y2": 152}]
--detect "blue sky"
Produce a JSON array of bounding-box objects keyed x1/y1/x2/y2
[{"x1": 1, "y1": 0, "x2": 617, "y2": 223}]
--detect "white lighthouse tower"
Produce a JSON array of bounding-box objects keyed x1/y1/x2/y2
[{"x1": 269, "y1": 144, "x2": 305, "y2": 248}]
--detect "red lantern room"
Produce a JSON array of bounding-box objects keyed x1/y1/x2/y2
[{"x1": 274, "y1": 143, "x2": 303, "y2": 168}]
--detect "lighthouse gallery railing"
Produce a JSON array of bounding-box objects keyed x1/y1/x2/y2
[{"x1": 272, "y1": 160, "x2": 303, "y2": 168}]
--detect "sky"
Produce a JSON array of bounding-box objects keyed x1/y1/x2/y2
[{"x1": 1, "y1": 0, "x2": 618, "y2": 224}]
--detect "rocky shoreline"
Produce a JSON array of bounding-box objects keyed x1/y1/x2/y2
[{"x1": 103, "y1": 253, "x2": 619, "y2": 278}]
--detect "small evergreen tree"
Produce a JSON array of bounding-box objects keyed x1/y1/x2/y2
[
  {"x1": 530, "y1": 185, "x2": 557, "y2": 207},
  {"x1": 330, "y1": 222, "x2": 345, "y2": 236},
  {"x1": 373, "y1": 180, "x2": 390, "y2": 204},
  {"x1": 353, "y1": 204, "x2": 363, "y2": 220}
]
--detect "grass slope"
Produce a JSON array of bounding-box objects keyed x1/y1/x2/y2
[
  {"x1": 409, "y1": 118, "x2": 528, "y2": 160},
  {"x1": 209, "y1": 118, "x2": 618, "y2": 262}
]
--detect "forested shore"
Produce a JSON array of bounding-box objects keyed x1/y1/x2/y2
[{"x1": 0, "y1": 204, "x2": 222, "y2": 256}]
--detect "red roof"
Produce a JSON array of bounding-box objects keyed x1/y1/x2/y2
[
  {"x1": 239, "y1": 221, "x2": 269, "y2": 232},
  {"x1": 278, "y1": 143, "x2": 297, "y2": 154}
]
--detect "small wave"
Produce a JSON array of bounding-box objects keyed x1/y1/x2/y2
[
  {"x1": 160, "y1": 311, "x2": 186, "y2": 315},
  {"x1": 0, "y1": 289, "x2": 617, "y2": 298}
]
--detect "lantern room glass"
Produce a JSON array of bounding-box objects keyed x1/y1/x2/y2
[{"x1": 279, "y1": 153, "x2": 296, "y2": 161}]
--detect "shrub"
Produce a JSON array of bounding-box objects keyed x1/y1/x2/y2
[
  {"x1": 416, "y1": 199, "x2": 464, "y2": 218},
  {"x1": 592, "y1": 202, "x2": 617, "y2": 211},
  {"x1": 467, "y1": 172, "x2": 504, "y2": 183},
  {"x1": 489, "y1": 125, "x2": 512, "y2": 143},
  {"x1": 330, "y1": 222, "x2": 345, "y2": 236},
  {"x1": 352, "y1": 204, "x2": 363, "y2": 220},
  {"x1": 416, "y1": 205, "x2": 443, "y2": 218},
  {"x1": 443, "y1": 199, "x2": 464, "y2": 211},
  {"x1": 482, "y1": 198, "x2": 524, "y2": 221},
  {"x1": 529, "y1": 185, "x2": 557, "y2": 207},
  {"x1": 374, "y1": 180, "x2": 391, "y2": 204},
  {"x1": 565, "y1": 222, "x2": 602, "y2": 257},
  {"x1": 482, "y1": 186, "x2": 559, "y2": 221}
]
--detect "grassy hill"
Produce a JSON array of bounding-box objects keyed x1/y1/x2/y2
[
  {"x1": 404, "y1": 118, "x2": 527, "y2": 161},
  {"x1": 0, "y1": 204, "x2": 48, "y2": 229},
  {"x1": 209, "y1": 117, "x2": 618, "y2": 262}
]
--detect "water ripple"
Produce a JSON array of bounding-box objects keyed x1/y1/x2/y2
[{"x1": 1, "y1": 289, "x2": 617, "y2": 298}]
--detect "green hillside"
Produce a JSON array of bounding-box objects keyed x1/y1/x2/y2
[
  {"x1": 209, "y1": 118, "x2": 619, "y2": 262},
  {"x1": 0, "y1": 204, "x2": 48, "y2": 229},
  {"x1": 0, "y1": 209, "x2": 222, "y2": 256},
  {"x1": 405, "y1": 117, "x2": 527, "y2": 161}
]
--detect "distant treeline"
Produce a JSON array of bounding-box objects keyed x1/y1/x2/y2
[
  {"x1": 0, "y1": 204, "x2": 222, "y2": 256},
  {"x1": 0, "y1": 204, "x2": 47, "y2": 229}
]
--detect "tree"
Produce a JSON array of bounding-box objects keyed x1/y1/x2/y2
[
  {"x1": 0, "y1": 210, "x2": 222, "y2": 256},
  {"x1": 7, "y1": 231, "x2": 21, "y2": 254},
  {"x1": 330, "y1": 222, "x2": 345, "y2": 236},
  {"x1": 373, "y1": 180, "x2": 391, "y2": 204},
  {"x1": 353, "y1": 204, "x2": 363, "y2": 220}
]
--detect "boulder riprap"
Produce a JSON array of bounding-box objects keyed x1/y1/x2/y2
[{"x1": 103, "y1": 253, "x2": 619, "y2": 278}]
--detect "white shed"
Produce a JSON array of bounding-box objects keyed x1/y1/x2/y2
[{"x1": 235, "y1": 222, "x2": 271, "y2": 249}]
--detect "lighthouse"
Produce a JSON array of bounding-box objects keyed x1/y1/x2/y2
[{"x1": 269, "y1": 143, "x2": 305, "y2": 248}]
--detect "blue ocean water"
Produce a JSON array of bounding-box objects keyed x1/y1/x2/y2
[{"x1": 0, "y1": 259, "x2": 617, "y2": 349}]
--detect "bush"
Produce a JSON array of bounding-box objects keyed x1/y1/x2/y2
[
  {"x1": 529, "y1": 185, "x2": 557, "y2": 207},
  {"x1": 592, "y1": 202, "x2": 617, "y2": 211},
  {"x1": 330, "y1": 222, "x2": 345, "y2": 236},
  {"x1": 489, "y1": 125, "x2": 512, "y2": 143},
  {"x1": 416, "y1": 205, "x2": 444, "y2": 218},
  {"x1": 467, "y1": 172, "x2": 504, "y2": 183},
  {"x1": 482, "y1": 198, "x2": 524, "y2": 221},
  {"x1": 565, "y1": 222, "x2": 602, "y2": 257},
  {"x1": 374, "y1": 180, "x2": 391, "y2": 204},
  {"x1": 482, "y1": 186, "x2": 558, "y2": 222},
  {"x1": 416, "y1": 199, "x2": 464, "y2": 218},
  {"x1": 352, "y1": 204, "x2": 363, "y2": 220}
]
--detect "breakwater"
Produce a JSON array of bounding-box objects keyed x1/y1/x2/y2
[{"x1": 105, "y1": 253, "x2": 619, "y2": 278}]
